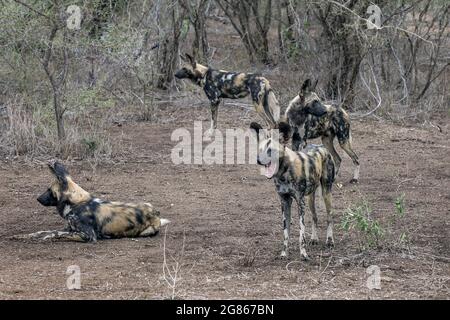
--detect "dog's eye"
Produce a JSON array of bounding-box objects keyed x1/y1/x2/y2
[{"x1": 267, "y1": 148, "x2": 272, "y2": 157}]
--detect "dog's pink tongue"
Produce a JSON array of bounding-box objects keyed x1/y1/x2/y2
[{"x1": 264, "y1": 162, "x2": 277, "y2": 178}]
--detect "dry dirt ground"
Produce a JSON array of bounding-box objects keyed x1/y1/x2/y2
[{"x1": 0, "y1": 105, "x2": 449, "y2": 299}]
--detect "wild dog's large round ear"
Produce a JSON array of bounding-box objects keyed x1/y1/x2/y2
[
  {"x1": 185, "y1": 53, "x2": 196, "y2": 68},
  {"x1": 180, "y1": 54, "x2": 188, "y2": 62},
  {"x1": 250, "y1": 122, "x2": 263, "y2": 135},
  {"x1": 48, "y1": 160, "x2": 69, "y2": 185},
  {"x1": 47, "y1": 159, "x2": 57, "y2": 171},
  {"x1": 277, "y1": 121, "x2": 292, "y2": 144},
  {"x1": 250, "y1": 122, "x2": 263, "y2": 143},
  {"x1": 312, "y1": 79, "x2": 319, "y2": 90}
]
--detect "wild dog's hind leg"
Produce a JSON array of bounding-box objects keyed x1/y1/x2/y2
[
  {"x1": 322, "y1": 187, "x2": 334, "y2": 248},
  {"x1": 279, "y1": 194, "x2": 292, "y2": 258},
  {"x1": 140, "y1": 218, "x2": 170, "y2": 237},
  {"x1": 306, "y1": 193, "x2": 319, "y2": 245},
  {"x1": 338, "y1": 136, "x2": 360, "y2": 183},
  {"x1": 210, "y1": 101, "x2": 219, "y2": 130},
  {"x1": 296, "y1": 196, "x2": 309, "y2": 260},
  {"x1": 322, "y1": 135, "x2": 341, "y2": 175},
  {"x1": 204, "y1": 100, "x2": 220, "y2": 140},
  {"x1": 139, "y1": 227, "x2": 158, "y2": 237}
]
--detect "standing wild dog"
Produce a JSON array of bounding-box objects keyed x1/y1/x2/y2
[
  {"x1": 285, "y1": 79, "x2": 360, "y2": 183},
  {"x1": 13, "y1": 160, "x2": 169, "y2": 242},
  {"x1": 250, "y1": 121, "x2": 336, "y2": 260},
  {"x1": 175, "y1": 53, "x2": 280, "y2": 133}
]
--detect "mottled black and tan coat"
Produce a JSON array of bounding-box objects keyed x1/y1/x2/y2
[
  {"x1": 285, "y1": 79, "x2": 360, "y2": 183},
  {"x1": 14, "y1": 160, "x2": 169, "y2": 242},
  {"x1": 175, "y1": 54, "x2": 280, "y2": 132},
  {"x1": 251, "y1": 122, "x2": 336, "y2": 260}
]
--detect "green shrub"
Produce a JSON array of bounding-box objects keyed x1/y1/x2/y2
[{"x1": 340, "y1": 200, "x2": 384, "y2": 251}]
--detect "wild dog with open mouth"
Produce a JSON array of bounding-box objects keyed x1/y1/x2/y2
[
  {"x1": 250, "y1": 121, "x2": 336, "y2": 260},
  {"x1": 175, "y1": 53, "x2": 280, "y2": 132},
  {"x1": 285, "y1": 79, "x2": 360, "y2": 183},
  {"x1": 13, "y1": 160, "x2": 169, "y2": 242}
]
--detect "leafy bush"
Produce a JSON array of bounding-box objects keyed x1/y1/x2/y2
[
  {"x1": 341, "y1": 195, "x2": 411, "y2": 252},
  {"x1": 341, "y1": 200, "x2": 384, "y2": 251}
]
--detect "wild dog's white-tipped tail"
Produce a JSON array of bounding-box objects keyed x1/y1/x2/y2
[{"x1": 160, "y1": 218, "x2": 170, "y2": 227}]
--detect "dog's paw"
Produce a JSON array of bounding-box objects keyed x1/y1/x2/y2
[
  {"x1": 8, "y1": 234, "x2": 27, "y2": 241},
  {"x1": 278, "y1": 251, "x2": 289, "y2": 260},
  {"x1": 349, "y1": 178, "x2": 359, "y2": 184},
  {"x1": 300, "y1": 247, "x2": 310, "y2": 261},
  {"x1": 301, "y1": 254, "x2": 310, "y2": 262},
  {"x1": 309, "y1": 238, "x2": 319, "y2": 246},
  {"x1": 203, "y1": 129, "x2": 216, "y2": 141},
  {"x1": 326, "y1": 238, "x2": 335, "y2": 248}
]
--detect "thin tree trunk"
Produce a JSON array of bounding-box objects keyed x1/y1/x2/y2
[{"x1": 42, "y1": 24, "x2": 67, "y2": 141}]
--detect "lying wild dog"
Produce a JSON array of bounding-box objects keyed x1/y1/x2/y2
[
  {"x1": 285, "y1": 79, "x2": 360, "y2": 183},
  {"x1": 175, "y1": 53, "x2": 280, "y2": 133},
  {"x1": 13, "y1": 160, "x2": 169, "y2": 242},
  {"x1": 250, "y1": 121, "x2": 336, "y2": 260}
]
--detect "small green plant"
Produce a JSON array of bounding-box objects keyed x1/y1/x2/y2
[
  {"x1": 341, "y1": 201, "x2": 384, "y2": 251},
  {"x1": 398, "y1": 232, "x2": 409, "y2": 245},
  {"x1": 392, "y1": 193, "x2": 410, "y2": 248},
  {"x1": 281, "y1": 28, "x2": 301, "y2": 60},
  {"x1": 82, "y1": 138, "x2": 98, "y2": 153},
  {"x1": 394, "y1": 193, "x2": 406, "y2": 217}
]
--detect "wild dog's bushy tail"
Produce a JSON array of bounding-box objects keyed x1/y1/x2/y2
[
  {"x1": 160, "y1": 218, "x2": 170, "y2": 227},
  {"x1": 321, "y1": 150, "x2": 336, "y2": 193},
  {"x1": 263, "y1": 83, "x2": 280, "y2": 126}
]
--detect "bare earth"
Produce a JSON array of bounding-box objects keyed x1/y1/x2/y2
[{"x1": 0, "y1": 106, "x2": 449, "y2": 299}]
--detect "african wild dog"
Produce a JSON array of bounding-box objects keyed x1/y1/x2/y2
[
  {"x1": 13, "y1": 160, "x2": 169, "y2": 242},
  {"x1": 285, "y1": 79, "x2": 360, "y2": 183},
  {"x1": 250, "y1": 121, "x2": 336, "y2": 260},
  {"x1": 175, "y1": 53, "x2": 280, "y2": 133}
]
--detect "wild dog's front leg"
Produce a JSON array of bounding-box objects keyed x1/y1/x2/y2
[
  {"x1": 66, "y1": 213, "x2": 98, "y2": 242},
  {"x1": 10, "y1": 230, "x2": 88, "y2": 242},
  {"x1": 306, "y1": 193, "x2": 319, "y2": 245},
  {"x1": 41, "y1": 231, "x2": 91, "y2": 242},
  {"x1": 292, "y1": 124, "x2": 309, "y2": 151},
  {"x1": 322, "y1": 186, "x2": 334, "y2": 248},
  {"x1": 297, "y1": 196, "x2": 309, "y2": 260},
  {"x1": 279, "y1": 194, "x2": 292, "y2": 258},
  {"x1": 10, "y1": 230, "x2": 61, "y2": 240},
  {"x1": 210, "y1": 100, "x2": 220, "y2": 131},
  {"x1": 292, "y1": 126, "x2": 303, "y2": 151},
  {"x1": 204, "y1": 87, "x2": 221, "y2": 138},
  {"x1": 203, "y1": 100, "x2": 220, "y2": 140}
]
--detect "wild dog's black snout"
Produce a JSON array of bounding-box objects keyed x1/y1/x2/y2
[
  {"x1": 37, "y1": 189, "x2": 58, "y2": 207},
  {"x1": 257, "y1": 156, "x2": 263, "y2": 166},
  {"x1": 174, "y1": 69, "x2": 187, "y2": 79}
]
